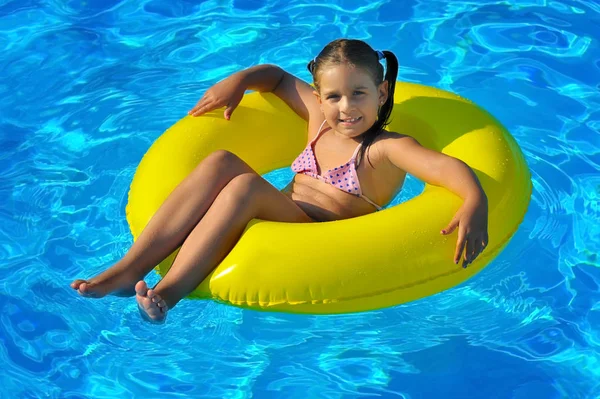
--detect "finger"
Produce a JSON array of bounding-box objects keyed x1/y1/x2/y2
[
  {"x1": 191, "y1": 99, "x2": 215, "y2": 116},
  {"x1": 189, "y1": 96, "x2": 210, "y2": 114},
  {"x1": 464, "y1": 237, "x2": 475, "y2": 265},
  {"x1": 441, "y1": 218, "x2": 458, "y2": 235},
  {"x1": 454, "y1": 231, "x2": 467, "y2": 265},
  {"x1": 224, "y1": 104, "x2": 236, "y2": 120},
  {"x1": 464, "y1": 237, "x2": 479, "y2": 267},
  {"x1": 471, "y1": 240, "x2": 483, "y2": 262},
  {"x1": 462, "y1": 258, "x2": 469, "y2": 269},
  {"x1": 191, "y1": 100, "x2": 218, "y2": 117},
  {"x1": 189, "y1": 102, "x2": 208, "y2": 116},
  {"x1": 224, "y1": 96, "x2": 243, "y2": 120}
]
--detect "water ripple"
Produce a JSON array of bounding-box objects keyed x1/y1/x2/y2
[{"x1": 1, "y1": 0, "x2": 600, "y2": 397}]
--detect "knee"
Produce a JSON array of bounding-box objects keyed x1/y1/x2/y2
[
  {"x1": 218, "y1": 174, "x2": 263, "y2": 207},
  {"x1": 202, "y1": 150, "x2": 241, "y2": 168},
  {"x1": 190, "y1": 150, "x2": 245, "y2": 182}
]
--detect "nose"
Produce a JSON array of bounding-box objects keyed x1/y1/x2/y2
[{"x1": 339, "y1": 96, "x2": 355, "y2": 114}]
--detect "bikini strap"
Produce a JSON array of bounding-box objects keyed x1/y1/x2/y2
[
  {"x1": 309, "y1": 120, "x2": 329, "y2": 144},
  {"x1": 350, "y1": 140, "x2": 363, "y2": 161},
  {"x1": 360, "y1": 193, "x2": 383, "y2": 211}
]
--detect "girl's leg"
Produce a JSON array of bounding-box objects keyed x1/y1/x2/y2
[
  {"x1": 136, "y1": 171, "x2": 313, "y2": 323},
  {"x1": 71, "y1": 150, "x2": 259, "y2": 297}
]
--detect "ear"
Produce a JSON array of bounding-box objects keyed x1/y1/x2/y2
[
  {"x1": 312, "y1": 89, "x2": 322, "y2": 105},
  {"x1": 378, "y1": 80, "x2": 389, "y2": 104},
  {"x1": 313, "y1": 90, "x2": 324, "y2": 113}
]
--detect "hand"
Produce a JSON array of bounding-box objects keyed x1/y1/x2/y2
[
  {"x1": 188, "y1": 74, "x2": 246, "y2": 120},
  {"x1": 441, "y1": 196, "x2": 489, "y2": 268}
]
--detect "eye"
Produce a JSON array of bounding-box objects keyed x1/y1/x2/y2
[
  {"x1": 353, "y1": 91, "x2": 364, "y2": 95},
  {"x1": 327, "y1": 94, "x2": 339, "y2": 100}
]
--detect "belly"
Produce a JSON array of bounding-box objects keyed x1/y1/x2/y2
[{"x1": 282, "y1": 174, "x2": 376, "y2": 222}]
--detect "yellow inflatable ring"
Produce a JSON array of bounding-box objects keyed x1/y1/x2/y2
[{"x1": 126, "y1": 82, "x2": 531, "y2": 314}]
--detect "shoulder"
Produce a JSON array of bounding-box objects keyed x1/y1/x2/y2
[
  {"x1": 372, "y1": 131, "x2": 421, "y2": 151},
  {"x1": 356, "y1": 130, "x2": 415, "y2": 167},
  {"x1": 272, "y1": 70, "x2": 322, "y2": 123},
  {"x1": 372, "y1": 131, "x2": 427, "y2": 170}
]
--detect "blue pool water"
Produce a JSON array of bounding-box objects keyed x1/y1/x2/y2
[{"x1": 1, "y1": 0, "x2": 599, "y2": 397}]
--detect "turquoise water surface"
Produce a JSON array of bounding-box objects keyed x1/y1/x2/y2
[{"x1": 1, "y1": 0, "x2": 600, "y2": 398}]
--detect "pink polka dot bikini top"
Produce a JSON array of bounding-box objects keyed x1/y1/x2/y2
[{"x1": 291, "y1": 120, "x2": 383, "y2": 211}]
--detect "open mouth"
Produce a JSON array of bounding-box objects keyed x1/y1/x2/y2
[{"x1": 338, "y1": 116, "x2": 362, "y2": 125}]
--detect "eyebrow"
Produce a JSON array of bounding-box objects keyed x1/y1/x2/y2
[{"x1": 322, "y1": 86, "x2": 369, "y2": 96}]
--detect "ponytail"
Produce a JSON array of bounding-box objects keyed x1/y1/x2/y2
[{"x1": 356, "y1": 50, "x2": 399, "y2": 168}]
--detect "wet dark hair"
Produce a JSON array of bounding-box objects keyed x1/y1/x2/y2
[{"x1": 307, "y1": 39, "x2": 399, "y2": 167}]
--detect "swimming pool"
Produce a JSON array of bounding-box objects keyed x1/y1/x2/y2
[{"x1": 1, "y1": 0, "x2": 599, "y2": 397}]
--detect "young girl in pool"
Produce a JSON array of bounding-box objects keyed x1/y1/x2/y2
[{"x1": 71, "y1": 39, "x2": 489, "y2": 323}]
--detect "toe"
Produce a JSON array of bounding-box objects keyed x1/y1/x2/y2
[
  {"x1": 135, "y1": 283, "x2": 168, "y2": 324},
  {"x1": 77, "y1": 282, "x2": 98, "y2": 298},
  {"x1": 135, "y1": 280, "x2": 148, "y2": 297},
  {"x1": 78, "y1": 282, "x2": 88, "y2": 294},
  {"x1": 137, "y1": 296, "x2": 167, "y2": 324},
  {"x1": 71, "y1": 279, "x2": 86, "y2": 289},
  {"x1": 142, "y1": 296, "x2": 155, "y2": 309},
  {"x1": 146, "y1": 289, "x2": 165, "y2": 306}
]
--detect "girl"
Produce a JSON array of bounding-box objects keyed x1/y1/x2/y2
[{"x1": 71, "y1": 39, "x2": 488, "y2": 324}]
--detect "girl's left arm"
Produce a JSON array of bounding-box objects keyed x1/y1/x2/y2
[{"x1": 385, "y1": 136, "x2": 489, "y2": 268}]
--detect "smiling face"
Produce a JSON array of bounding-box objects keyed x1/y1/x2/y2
[{"x1": 315, "y1": 63, "x2": 388, "y2": 138}]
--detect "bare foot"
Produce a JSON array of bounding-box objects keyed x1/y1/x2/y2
[
  {"x1": 70, "y1": 264, "x2": 138, "y2": 298},
  {"x1": 135, "y1": 280, "x2": 168, "y2": 324}
]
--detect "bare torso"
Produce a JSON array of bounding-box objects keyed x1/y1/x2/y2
[{"x1": 283, "y1": 123, "x2": 407, "y2": 222}]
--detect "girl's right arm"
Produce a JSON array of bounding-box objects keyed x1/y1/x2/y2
[{"x1": 188, "y1": 64, "x2": 320, "y2": 122}]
